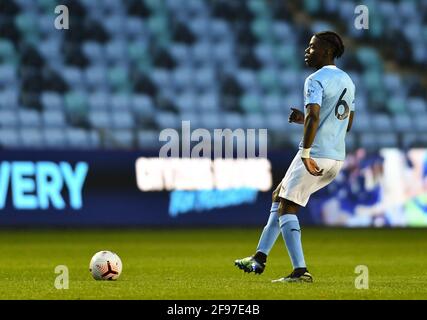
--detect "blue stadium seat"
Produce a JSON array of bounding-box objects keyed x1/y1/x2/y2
[
  {"x1": 0, "y1": 110, "x2": 18, "y2": 127},
  {"x1": 0, "y1": 64, "x2": 16, "y2": 86},
  {"x1": 245, "y1": 114, "x2": 265, "y2": 129},
  {"x1": 371, "y1": 114, "x2": 392, "y2": 132},
  {"x1": 0, "y1": 129, "x2": 20, "y2": 148},
  {"x1": 170, "y1": 44, "x2": 192, "y2": 67},
  {"x1": 38, "y1": 38, "x2": 61, "y2": 61},
  {"x1": 151, "y1": 69, "x2": 172, "y2": 89},
  {"x1": 88, "y1": 111, "x2": 112, "y2": 129},
  {"x1": 20, "y1": 128, "x2": 44, "y2": 148},
  {"x1": 407, "y1": 98, "x2": 426, "y2": 113},
  {"x1": 106, "y1": 40, "x2": 128, "y2": 63},
  {"x1": 155, "y1": 112, "x2": 181, "y2": 129},
  {"x1": 176, "y1": 92, "x2": 198, "y2": 112},
  {"x1": 413, "y1": 115, "x2": 427, "y2": 132},
  {"x1": 263, "y1": 94, "x2": 282, "y2": 112},
  {"x1": 223, "y1": 113, "x2": 244, "y2": 129},
  {"x1": 273, "y1": 21, "x2": 292, "y2": 41},
  {"x1": 105, "y1": 129, "x2": 134, "y2": 148},
  {"x1": 38, "y1": 14, "x2": 57, "y2": 35},
  {"x1": 254, "y1": 44, "x2": 276, "y2": 66},
  {"x1": 111, "y1": 94, "x2": 131, "y2": 111},
  {"x1": 265, "y1": 114, "x2": 286, "y2": 133},
  {"x1": 125, "y1": 17, "x2": 147, "y2": 39},
  {"x1": 212, "y1": 41, "x2": 234, "y2": 64},
  {"x1": 42, "y1": 110, "x2": 66, "y2": 128},
  {"x1": 188, "y1": 18, "x2": 210, "y2": 39},
  {"x1": 191, "y1": 41, "x2": 212, "y2": 65},
  {"x1": 102, "y1": 14, "x2": 126, "y2": 36},
  {"x1": 240, "y1": 93, "x2": 262, "y2": 113},
  {"x1": 391, "y1": 114, "x2": 412, "y2": 133},
  {"x1": 85, "y1": 65, "x2": 109, "y2": 91},
  {"x1": 0, "y1": 89, "x2": 19, "y2": 109},
  {"x1": 88, "y1": 91, "x2": 111, "y2": 110},
  {"x1": 41, "y1": 92, "x2": 64, "y2": 110},
  {"x1": 359, "y1": 133, "x2": 378, "y2": 151},
  {"x1": 377, "y1": 133, "x2": 398, "y2": 148},
  {"x1": 66, "y1": 128, "x2": 91, "y2": 149},
  {"x1": 62, "y1": 67, "x2": 85, "y2": 90},
  {"x1": 235, "y1": 69, "x2": 258, "y2": 92},
  {"x1": 210, "y1": 19, "x2": 231, "y2": 41},
  {"x1": 199, "y1": 92, "x2": 219, "y2": 111},
  {"x1": 131, "y1": 94, "x2": 155, "y2": 116},
  {"x1": 18, "y1": 109, "x2": 42, "y2": 127},
  {"x1": 111, "y1": 110, "x2": 135, "y2": 129},
  {"x1": 172, "y1": 67, "x2": 194, "y2": 92},
  {"x1": 199, "y1": 113, "x2": 221, "y2": 129},
  {"x1": 194, "y1": 67, "x2": 216, "y2": 92},
  {"x1": 278, "y1": 70, "x2": 299, "y2": 90},
  {"x1": 82, "y1": 42, "x2": 105, "y2": 64},
  {"x1": 351, "y1": 113, "x2": 372, "y2": 132},
  {"x1": 137, "y1": 130, "x2": 160, "y2": 149},
  {"x1": 43, "y1": 128, "x2": 67, "y2": 148}
]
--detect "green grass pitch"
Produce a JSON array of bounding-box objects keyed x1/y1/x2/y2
[{"x1": 0, "y1": 228, "x2": 426, "y2": 300}]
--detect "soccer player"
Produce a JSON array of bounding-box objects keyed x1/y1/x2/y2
[{"x1": 235, "y1": 31, "x2": 355, "y2": 282}]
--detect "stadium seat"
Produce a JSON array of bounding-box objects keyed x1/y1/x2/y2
[
  {"x1": 104, "y1": 129, "x2": 134, "y2": 149},
  {"x1": 43, "y1": 128, "x2": 67, "y2": 148},
  {"x1": 111, "y1": 110, "x2": 135, "y2": 129},
  {"x1": 0, "y1": 89, "x2": 19, "y2": 109},
  {"x1": 66, "y1": 128, "x2": 91, "y2": 148},
  {"x1": 0, "y1": 110, "x2": 18, "y2": 127},
  {"x1": 199, "y1": 112, "x2": 222, "y2": 129},
  {"x1": 0, "y1": 64, "x2": 16, "y2": 86},
  {"x1": 89, "y1": 111, "x2": 112, "y2": 129},
  {"x1": 20, "y1": 128, "x2": 44, "y2": 148},
  {"x1": 0, "y1": 128, "x2": 20, "y2": 148},
  {"x1": 137, "y1": 130, "x2": 160, "y2": 149},
  {"x1": 371, "y1": 114, "x2": 392, "y2": 132},
  {"x1": 18, "y1": 109, "x2": 42, "y2": 127},
  {"x1": 42, "y1": 110, "x2": 66, "y2": 128},
  {"x1": 1, "y1": 0, "x2": 426, "y2": 152}
]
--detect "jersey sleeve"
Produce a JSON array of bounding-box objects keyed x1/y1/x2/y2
[{"x1": 304, "y1": 78, "x2": 323, "y2": 107}]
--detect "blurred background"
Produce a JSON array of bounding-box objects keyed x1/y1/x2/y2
[{"x1": 0, "y1": 0, "x2": 426, "y2": 227}]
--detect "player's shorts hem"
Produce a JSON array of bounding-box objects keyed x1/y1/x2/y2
[{"x1": 277, "y1": 194, "x2": 307, "y2": 207}]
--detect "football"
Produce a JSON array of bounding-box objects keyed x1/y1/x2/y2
[{"x1": 89, "y1": 251, "x2": 122, "y2": 280}]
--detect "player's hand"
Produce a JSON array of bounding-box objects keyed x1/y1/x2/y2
[
  {"x1": 301, "y1": 158, "x2": 324, "y2": 176},
  {"x1": 288, "y1": 108, "x2": 304, "y2": 124}
]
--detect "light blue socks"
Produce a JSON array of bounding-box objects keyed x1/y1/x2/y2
[
  {"x1": 279, "y1": 214, "x2": 306, "y2": 269},
  {"x1": 255, "y1": 202, "x2": 281, "y2": 255}
]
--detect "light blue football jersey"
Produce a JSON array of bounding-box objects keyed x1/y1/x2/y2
[{"x1": 299, "y1": 65, "x2": 355, "y2": 161}]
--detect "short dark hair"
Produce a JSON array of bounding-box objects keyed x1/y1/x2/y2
[{"x1": 314, "y1": 31, "x2": 345, "y2": 59}]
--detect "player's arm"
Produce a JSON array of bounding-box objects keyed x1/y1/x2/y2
[
  {"x1": 301, "y1": 78, "x2": 324, "y2": 176},
  {"x1": 347, "y1": 111, "x2": 354, "y2": 132},
  {"x1": 302, "y1": 103, "x2": 320, "y2": 149},
  {"x1": 301, "y1": 103, "x2": 323, "y2": 176}
]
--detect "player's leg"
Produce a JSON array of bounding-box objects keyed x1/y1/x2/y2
[
  {"x1": 254, "y1": 183, "x2": 282, "y2": 259},
  {"x1": 234, "y1": 183, "x2": 282, "y2": 274},
  {"x1": 272, "y1": 157, "x2": 343, "y2": 283},
  {"x1": 272, "y1": 198, "x2": 313, "y2": 283}
]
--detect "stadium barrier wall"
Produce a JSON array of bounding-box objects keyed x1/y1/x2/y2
[{"x1": 0, "y1": 148, "x2": 425, "y2": 227}]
